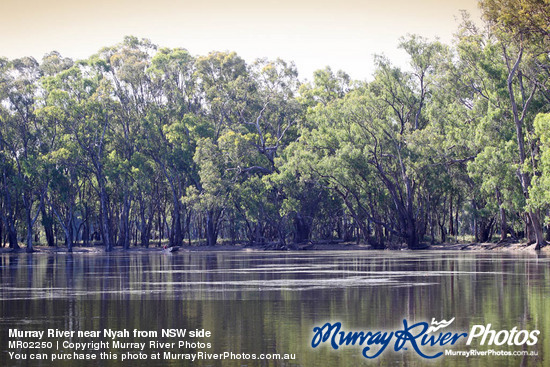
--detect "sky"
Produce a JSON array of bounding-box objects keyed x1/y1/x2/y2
[{"x1": 0, "y1": 0, "x2": 481, "y2": 81}]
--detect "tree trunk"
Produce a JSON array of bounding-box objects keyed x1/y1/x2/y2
[
  {"x1": 82, "y1": 203, "x2": 90, "y2": 246},
  {"x1": 139, "y1": 200, "x2": 150, "y2": 248},
  {"x1": 406, "y1": 217, "x2": 419, "y2": 249},
  {"x1": 41, "y1": 203, "x2": 55, "y2": 247},
  {"x1": 495, "y1": 188, "x2": 508, "y2": 242},
  {"x1": 439, "y1": 223, "x2": 447, "y2": 243},
  {"x1": 25, "y1": 205, "x2": 34, "y2": 253},
  {"x1": 171, "y1": 193, "x2": 182, "y2": 247},
  {"x1": 374, "y1": 222, "x2": 385, "y2": 249},
  {"x1": 472, "y1": 199, "x2": 480, "y2": 242},
  {"x1": 525, "y1": 214, "x2": 533, "y2": 244},
  {"x1": 529, "y1": 212, "x2": 546, "y2": 250},
  {"x1": 449, "y1": 195, "x2": 455, "y2": 236},
  {"x1": 404, "y1": 176, "x2": 420, "y2": 249},
  {"x1": 294, "y1": 212, "x2": 311, "y2": 243},
  {"x1": 2, "y1": 191, "x2": 19, "y2": 249},
  {"x1": 99, "y1": 186, "x2": 112, "y2": 252},
  {"x1": 186, "y1": 211, "x2": 192, "y2": 247},
  {"x1": 206, "y1": 210, "x2": 218, "y2": 247},
  {"x1": 66, "y1": 216, "x2": 74, "y2": 251},
  {"x1": 7, "y1": 223, "x2": 18, "y2": 249},
  {"x1": 120, "y1": 193, "x2": 131, "y2": 249},
  {"x1": 62, "y1": 216, "x2": 73, "y2": 252},
  {"x1": 23, "y1": 191, "x2": 42, "y2": 252},
  {"x1": 479, "y1": 217, "x2": 495, "y2": 243},
  {"x1": 506, "y1": 46, "x2": 546, "y2": 249}
]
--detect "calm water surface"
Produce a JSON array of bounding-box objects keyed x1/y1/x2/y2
[{"x1": 0, "y1": 250, "x2": 549, "y2": 366}]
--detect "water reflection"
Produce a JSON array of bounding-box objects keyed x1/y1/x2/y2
[{"x1": 0, "y1": 251, "x2": 548, "y2": 366}]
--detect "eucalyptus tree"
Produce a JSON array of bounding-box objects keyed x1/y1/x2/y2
[
  {"x1": 416, "y1": 48, "x2": 474, "y2": 243},
  {"x1": 367, "y1": 36, "x2": 449, "y2": 248},
  {"x1": 230, "y1": 59, "x2": 302, "y2": 244},
  {"x1": 94, "y1": 36, "x2": 158, "y2": 248},
  {"x1": 145, "y1": 47, "x2": 200, "y2": 247},
  {"x1": 34, "y1": 52, "x2": 77, "y2": 249},
  {"x1": 0, "y1": 57, "x2": 20, "y2": 248},
  {"x1": 46, "y1": 58, "x2": 118, "y2": 251},
  {"x1": 269, "y1": 67, "x2": 353, "y2": 244},
  {"x1": 278, "y1": 36, "x2": 450, "y2": 249},
  {"x1": 529, "y1": 114, "x2": 550, "y2": 235},
  {"x1": 298, "y1": 66, "x2": 351, "y2": 108},
  {"x1": 462, "y1": 1, "x2": 550, "y2": 248},
  {"x1": 449, "y1": 18, "x2": 527, "y2": 241},
  {"x1": 40, "y1": 130, "x2": 81, "y2": 251},
  {"x1": 0, "y1": 57, "x2": 49, "y2": 252},
  {"x1": 278, "y1": 84, "x2": 396, "y2": 247}
]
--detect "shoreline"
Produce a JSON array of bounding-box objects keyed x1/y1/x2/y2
[{"x1": 1, "y1": 241, "x2": 549, "y2": 254}]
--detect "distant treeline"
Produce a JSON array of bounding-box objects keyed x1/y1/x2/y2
[{"x1": 1, "y1": 0, "x2": 549, "y2": 252}]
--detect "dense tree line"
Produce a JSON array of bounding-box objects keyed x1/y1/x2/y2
[{"x1": 1, "y1": 0, "x2": 549, "y2": 252}]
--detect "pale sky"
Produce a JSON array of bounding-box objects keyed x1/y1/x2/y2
[{"x1": 0, "y1": 0, "x2": 481, "y2": 81}]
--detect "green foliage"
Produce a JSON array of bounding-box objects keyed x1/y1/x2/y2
[
  {"x1": 2, "y1": 6, "x2": 550, "y2": 250},
  {"x1": 528, "y1": 113, "x2": 550, "y2": 216}
]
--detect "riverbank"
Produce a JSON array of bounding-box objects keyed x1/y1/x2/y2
[
  {"x1": 430, "y1": 241, "x2": 548, "y2": 252},
  {"x1": 1, "y1": 240, "x2": 548, "y2": 254}
]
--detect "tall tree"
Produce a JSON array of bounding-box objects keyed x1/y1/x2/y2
[
  {"x1": 478, "y1": 0, "x2": 550, "y2": 248},
  {"x1": 0, "y1": 57, "x2": 48, "y2": 252}
]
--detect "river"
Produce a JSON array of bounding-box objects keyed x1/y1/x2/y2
[{"x1": 0, "y1": 250, "x2": 548, "y2": 366}]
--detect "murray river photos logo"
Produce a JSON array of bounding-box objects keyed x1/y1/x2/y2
[{"x1": 311, "y1": 318, "x2": 540, "y2": 359}]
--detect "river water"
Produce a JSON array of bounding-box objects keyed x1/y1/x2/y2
[{"x1": 0, "y1": 250, "x2": 548, "y2": 366}]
